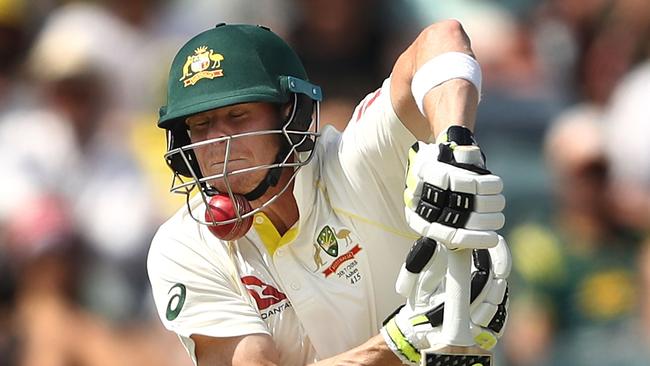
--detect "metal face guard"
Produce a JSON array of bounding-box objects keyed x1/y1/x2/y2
[{"x1": 165, "y1": 99, "x2": 320, "y2": 227}]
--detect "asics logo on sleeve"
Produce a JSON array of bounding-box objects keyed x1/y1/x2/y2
[
  {"x1": 241, "y1": 276, "x2": 288, "y2": 310},
  {"x1": 166, "y1": 283, "x2": 187, "y2": 321}
]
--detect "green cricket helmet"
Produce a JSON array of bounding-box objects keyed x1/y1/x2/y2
[{"x1": 158, "y1": 24, "x2": 322, "y2": 219}]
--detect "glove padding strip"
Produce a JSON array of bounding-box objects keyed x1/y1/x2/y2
[
  {"x1": 384, "y1": 318, "x2": 421, "y2": 364},
  {"x1": 487, "y1": 289, "x2": 508, "y2": 333},
  {"x1": 405, "y1": 237, "x2": 438, "y2": 273},
  {"x1": 421, "y1": 183, "x2": 448, "y2": 207}
]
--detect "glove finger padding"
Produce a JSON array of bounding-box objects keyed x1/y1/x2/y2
[
  {"x1": 404, "y1": 138, "x2": 505, "y2": 250},
  {"x1": 382, "y1": 235, "x2": 511, "y2": 365},
  {"x1": 405, "y1": 211, "x2": 499, "y2": 249}
]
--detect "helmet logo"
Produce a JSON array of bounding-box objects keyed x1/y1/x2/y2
[{"x1": 179, "y1": 46, "x2": 224, "y2": 87}]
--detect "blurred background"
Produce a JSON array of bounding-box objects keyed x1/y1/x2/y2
[{"x1": 0, "y1": 0, "x2": 648, "y2": 365}]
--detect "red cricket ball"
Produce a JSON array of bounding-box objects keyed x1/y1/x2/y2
[{"x1": 204, "y1": 193, "x2": 253, "y2": 241}]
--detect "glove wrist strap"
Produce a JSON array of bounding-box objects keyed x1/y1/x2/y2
[{"x1": 435, "y1": 125, "x2": 477, "y2": 146}]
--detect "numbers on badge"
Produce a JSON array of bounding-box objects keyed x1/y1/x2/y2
[{"x1": 350, "y1": 273, "x2": 362, "y2": 284}]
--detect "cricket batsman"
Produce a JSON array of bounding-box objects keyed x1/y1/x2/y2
[{"x1": 148, "y1": 21, "x2": 511, "y2": 365}]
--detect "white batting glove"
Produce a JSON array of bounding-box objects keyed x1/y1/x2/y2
[
  {"x1": 404, "y1": 126, "x2": 505, "y2": 250},
  {"x1": 381, "y1": 236, "x2": 512, "y2": 365}
]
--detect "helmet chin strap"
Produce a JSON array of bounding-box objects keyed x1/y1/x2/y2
[
  {"x1": 243, "y1": 97, "x2": 299, "y2": 202},
  {"x1": 243, "y1": 167, "x2": 281, "y2": 201},
  {"x1": 201, "y1": 161, "x2": 282, "y2": 201},
  {"x1": 243, "y1": 129, "x2": 290, "y2": 202}
]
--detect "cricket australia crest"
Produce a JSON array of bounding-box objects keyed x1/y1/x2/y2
[
  {"x1": 312, "y1": 225, "x2": 363, "y2": 284},
  {"x1": 179, "y1": 46, "x2": 224, "y2": 87},
  {"x1": 317, "y1": 225, "x2": 339, "y2": 257}
]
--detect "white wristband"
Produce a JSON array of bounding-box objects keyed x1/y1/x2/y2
[{"x1": 411, "y1": 52, "x2": 482, "y2": 116}]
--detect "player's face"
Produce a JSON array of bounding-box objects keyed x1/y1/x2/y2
[{"x1": 186, "y1": 102, "x2": 282, "y2": 195}]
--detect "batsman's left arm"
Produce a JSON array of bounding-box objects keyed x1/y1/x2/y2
[
  {"x1": 379, "y1": 19, "x2": 511, "y2": 364},
  {"x1": 390, "y1": 18, "x2": 504, "y2": 250},
  {"x1": 390, "y1": 19, "x2": 479, "y2": 141}
]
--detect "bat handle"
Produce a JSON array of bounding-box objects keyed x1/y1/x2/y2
[
  {"x1": 420, "y1": 145, "x2": 492, "y2": 365},
  {"x1": 441, "y1": 248, "x2": 474, "y2": 346},
  {"x1": 440, "y1": 144, "x2": 481, "y2": 345}
]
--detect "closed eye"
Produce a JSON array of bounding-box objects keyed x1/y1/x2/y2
[
  {"x1": 187, "y1": 118, "x2": 210, "y2": 130},
  {"x1": 228, "y1": 108, "x2": 248, "y2": 120}
]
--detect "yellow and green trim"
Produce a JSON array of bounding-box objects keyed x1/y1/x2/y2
[{"x1": 385, "y1": 318, "x2": 421, "y2": 364}]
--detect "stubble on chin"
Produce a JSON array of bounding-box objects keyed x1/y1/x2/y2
[{"x1": 206, "y1": 170, "x2": 268, "y2": 196}]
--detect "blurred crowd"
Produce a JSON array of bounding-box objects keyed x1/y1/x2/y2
[{"x1": 0, "y1": 0, "x2": 648, "y2": 365}]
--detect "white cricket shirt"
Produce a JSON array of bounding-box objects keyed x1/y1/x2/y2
[{"x1": 148, "y1": 78, "x2": 419, "y2": 365}]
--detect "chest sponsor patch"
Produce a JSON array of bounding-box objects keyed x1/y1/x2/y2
[{"x1": 241, "y1": 275, "x2": 288, "y2": 310}]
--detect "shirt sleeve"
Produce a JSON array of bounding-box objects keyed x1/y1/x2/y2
[
  {"x1": 325, "y1": 77, "x2": 418, "y2": 232},
  {"x1": 147, "y1": 222, "x2": 269, "y2": 340}
]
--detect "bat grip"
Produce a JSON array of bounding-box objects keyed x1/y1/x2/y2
[
  {"x1": 440, "y1": 144, "x2": 481, "y2": 345},
  {"x1": 441, "y1": 248, "x2": 474, "y2": 346}
]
